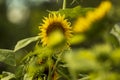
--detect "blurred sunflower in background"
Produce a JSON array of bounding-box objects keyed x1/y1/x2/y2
[
  {"x1": 73, "y1": 1, "x2": 112, "y2": 33},
  {"x1": 39, "y1": 13, "x2": 72, "y2": 47}
]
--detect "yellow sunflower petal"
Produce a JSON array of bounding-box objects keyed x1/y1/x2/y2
[{"x1": 38, "y1": 13, "x2": 72, "y2": 47}]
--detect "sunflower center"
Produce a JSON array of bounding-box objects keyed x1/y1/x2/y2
[{"x1": 47, "y1": 22, "x2": 65, "y2": 36}]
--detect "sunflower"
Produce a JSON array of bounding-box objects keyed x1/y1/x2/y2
[
  {"x1": 73, "y1": 1, "x2": 112, "y2": 33},
  {"x1": 39, "y1": 13, "x2": 71, "y2": 46}
]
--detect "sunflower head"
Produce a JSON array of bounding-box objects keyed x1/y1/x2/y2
[{"x1": 39, "y1": 13, "x2": 72, "y2": 47}]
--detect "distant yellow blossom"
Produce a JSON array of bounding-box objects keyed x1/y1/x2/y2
[
  {"x1": 93, "y1": 0, "x2": 112, "y2": 20},
  {"x1": 73, "y1": 1, "x2": 112, "y2": 33},
  {"x1": 39, "y1": 13, "x2": 72, "y2": 46}
]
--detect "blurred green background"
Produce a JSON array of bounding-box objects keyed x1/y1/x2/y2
[{"x1": 0, "y1": 0, "x2": 120, "y2": 49}]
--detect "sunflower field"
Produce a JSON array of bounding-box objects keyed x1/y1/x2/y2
[{"x1": 0, "y1": 0, "x2": 120, "y2": 80}]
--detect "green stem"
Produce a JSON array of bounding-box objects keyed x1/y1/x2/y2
[
  {"x1": 47, "y1": 65, "x2": 52, "y2": 80},
  {"x1": 57, "y1": 69, "x2": 71, "y2": 80},
  {"x1": 62, "y1": 0, "x2": 66, "y2": 9},
  {"x1": 47, "y1": 57, "x2": 52, "y2": 80},
  {"x1": 51, "y1": 52, "x2": 63, "y2": 76}
]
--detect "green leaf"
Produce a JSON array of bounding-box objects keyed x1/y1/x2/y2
[
  {"x1": 107, "y1": 34, "x2": 119, "y2": 47},
  {"x1": 57, "y1": 6, "x2": 94, "y2": 21},
  {"x1": 1, "y1": 71, "x2": 15, "y2": 80},
  {"x1": 110, "y1": 24, "x2": 120, "y2": 46},
  {"x1": 14, "y1": 36, "x2": 40, "y2": 52},
  {"x1": 24, "y1": 74, "x2": 33, "y2": 80},
  {"x1": 0, "y1": 49, "x2": 16, "y2": 66},
  {"x1": 71, "y1": 0, "x2": 77, "y2": 5},
  {"x1": 15, "y1": 65, "x2": 24, "y2": 79}
]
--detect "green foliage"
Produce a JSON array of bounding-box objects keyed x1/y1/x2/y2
[
  {"x1": 0, "y1": 71, "x2": 15, "y2": 80},
  {"x1": 52, "y1": 6, "x2": 94, "y2": 21},
  {"x1": 14, "y1": 36, "x2": 40, "y2": 52},
  {"x1": 65, "y1": 44, "x2": 120, "y2": 80},
  {"x1": 110, "y1": 24, "x2": 120, "y2": 45},
  {"x1": 0, "y1": 49, "x2": 15, "y2": 66},
  {"x1": 15, "y1": 46, "x2": 54, "y2": 80}
]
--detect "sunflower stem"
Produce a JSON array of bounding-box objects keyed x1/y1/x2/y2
[
  {"x1": 62, "y1": 0, "x2": 66, "y2": 9},
  {"x1": 47, "y1": 57, "x2": 52, "y2": 80},
  {"x1": 51, "y1": 51, "x2": 63, "y2": 76}
]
